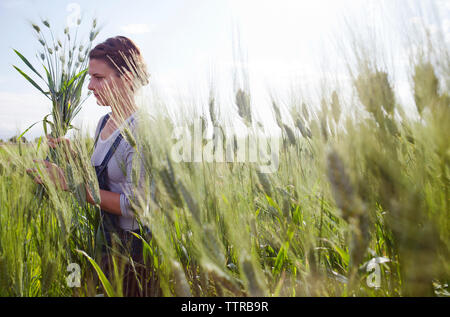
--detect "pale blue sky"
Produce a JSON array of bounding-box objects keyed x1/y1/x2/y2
[{"x1": 0, "y1": 0, "x2": 448, "y2": 140}]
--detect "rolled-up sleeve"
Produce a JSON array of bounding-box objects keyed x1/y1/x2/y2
[{"x1": 118, "y1": 143, "x2": 147, "y2": 218}]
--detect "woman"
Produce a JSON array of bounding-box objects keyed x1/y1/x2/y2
[{"x1": 30, "y1": 36, "x2": 153, "y2": 296}]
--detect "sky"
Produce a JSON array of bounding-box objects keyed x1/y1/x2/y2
[{"x1": 0, "y1": 0, "x2": 449, "y2": 140}]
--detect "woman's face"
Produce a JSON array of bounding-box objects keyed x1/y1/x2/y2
[{"x1": 88, "y1": 58, "x2": 132, "y2": 106}]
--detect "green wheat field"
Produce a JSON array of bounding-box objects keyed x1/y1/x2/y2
[{"x1": 0, "y1": 15, "x2": 449, "y2": 297}]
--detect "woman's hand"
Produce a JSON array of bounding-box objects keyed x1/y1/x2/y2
[
  {"x1": 84, "y1": 184, "x2": 122, "y2": 216},
  {"x1": 46, "y1": 135, "x2": 77, "y2": 159},
  {"x1": 85, "y1": 184, "x2": 97, "y2": 205},
  {"x1": 27, "y1": 160, "x2": 69, "y2": 191}
]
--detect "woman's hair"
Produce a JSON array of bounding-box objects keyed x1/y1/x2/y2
[{"x1": 89, "y1": 36, "x2": 149, "y2": 88}]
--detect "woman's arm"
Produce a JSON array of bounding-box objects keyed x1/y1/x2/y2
[
  {"x1": 86, "y1": 121, "x2": 146, "y2": 218},
  {"x1": 97, "y1": 139, "x2": 147, "y2": 219},
  {"x1": 27, "y1": 161, "x2": 123, "y2": 216},
  {"x1": 86, "y1": 187, "x2": 123, "y2": 216}
]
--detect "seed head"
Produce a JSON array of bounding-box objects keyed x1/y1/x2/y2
[
  {"x1": 295, "y1": 118, "x2": 311, "y2": 139},
  {"x1": 321, "y1": 97, "x2": 329, "y2": 116},
  {"x1": 330, "y1": 91, "x2": 341, "y2": 124},
  {"x1": 236, "y1": 89, "x2": 252, "y2": 126},
  {"x1": 39, "y1": 39, "x2": 46, "y2": 46},
  {"x1": 178, "y1": 181, "x2": 200, "y2": 223},
  {"x1": 208, "y1": 97, "x2": 218, "y2": 126},
  {"x1": 355, "y1": 70, "x2": 395, "y2": 122},
  {"x1": 47, "y1": 48, "x2": 53, "y2": 55},
  {"x1": 241, "y1": 257, "x2": 265, "y2": 296},
  {"x1": 272, "y1": 101, "x2": 283, "y2": 128},
  {"x1": 159, "y1": 167, "x2": 183, "y2": 207},
  {"x1": 283, "y1": 124, "x2": 296, "y2": 146},
  {"x1": 320, "y1": 116, "x2": 329, "y2": 141},
  {"x1": 89, "y1": 30, "x2": 99, "y2": 42},
  {"x1": 171, "y1": 260, "x2": 191, "y2": 297},
  {"x1": 122, "y1": 127, "x2": 136, "y2": 149},
  {"x1": 326, "y1": 149, "x2": 359, "y2": 220},
  {"x1": 257, "y1": 171, "x2": 272, "y2": 197},
  {"x1": 413, "y1": 62, "x2": 439, "y2": 116},
  {"x1": 42, "y1": 20, "x2": 50, "y2": 28},
  {"x1": 302, "y1": 102, "x2": 310, "y2": 122},
  {"x1": 32, "y1": 24, "x2": 41, "y2": 33}
]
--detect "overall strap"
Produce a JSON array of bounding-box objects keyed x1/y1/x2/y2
[
  {"x1": 99, "y1": 133, "x2": 123, "y2": 168},
  {"x1": 93, "y1": 113, "x2": 111, "y2": 148},
  {"x1": 94, "y1": 112, "x2": 136, "y2": 170}
]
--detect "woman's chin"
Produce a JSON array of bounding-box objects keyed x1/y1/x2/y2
[{"x1": 96, "y1": 99, "x2": 108, "y2": 106}]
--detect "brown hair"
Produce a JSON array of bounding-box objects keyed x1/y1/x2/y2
[{"x1": 89, "y1": 36, "x2": 149, "y2": 88}]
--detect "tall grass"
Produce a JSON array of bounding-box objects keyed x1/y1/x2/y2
[{"x1": 0, "y1": 15, "x2": 449, "y2": 297}]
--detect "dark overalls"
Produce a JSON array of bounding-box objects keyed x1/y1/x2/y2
[{"x1": 93, "y1": 113, "x2": 149, "y2": 296}]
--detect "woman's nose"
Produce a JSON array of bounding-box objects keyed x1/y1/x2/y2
[{"x1": 88, "y1": 77, "x2": 97, "y2": 91}]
